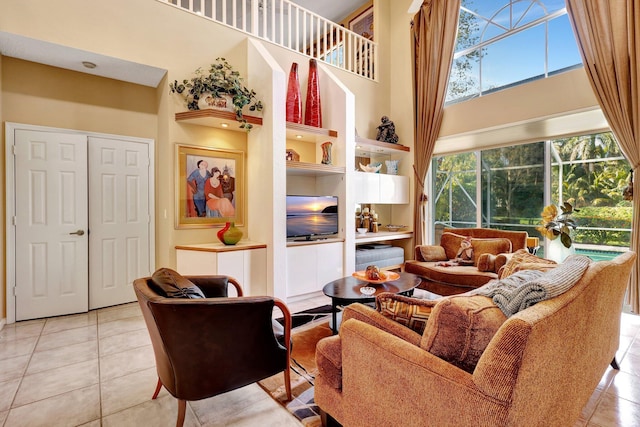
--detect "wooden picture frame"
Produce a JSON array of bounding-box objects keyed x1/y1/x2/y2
[
  {"x1": 349, "y1": 6, "x2": 373, "y2": 40},
  {"x1": 176, "y1": 144, "x2": 244, "y2": 229}
]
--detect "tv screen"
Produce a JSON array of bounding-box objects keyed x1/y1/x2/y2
[{"x1": 286, "y1": 195, "x2": 339, "y2": 239}]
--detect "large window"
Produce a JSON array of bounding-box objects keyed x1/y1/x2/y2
[
  {"x1": 432, "y1": 133, "x2": 632, "y2": 258},
  {"x1": 447, "y1": 0, "x2": 583, "y2": 104}
]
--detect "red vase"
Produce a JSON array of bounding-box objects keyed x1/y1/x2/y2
[
  {"x1": 286, "y1": 63, "x2": 302, "y2": 124},
  {"x1": 304, "y1": 59, "x2": 322, "y2": 128},
  {"x1": 217, "y1": 222, "x2": 230, "y2": 243}
]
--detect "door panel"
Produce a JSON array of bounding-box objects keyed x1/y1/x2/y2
[
  {"x1": 15, "y1": 130, "x2": 89, "y2": 320},
  {"x1": 88, "y1": 137, "x2": 151, "y2": 309}
]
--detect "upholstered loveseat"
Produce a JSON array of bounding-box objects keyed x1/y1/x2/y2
[
  {"x1": 404, "y1": 227, "x2": 528, "y2": 295},
  {"x1": 315, "y1": 251, "x2": 636, "y2": 427}
]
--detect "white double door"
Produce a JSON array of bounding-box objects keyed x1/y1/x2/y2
[{"x1": 12, "y1": 128, "x2": 152, "y2": 321}]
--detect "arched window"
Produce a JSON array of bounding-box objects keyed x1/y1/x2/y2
[{"x1": 446, "y1": 0, "x2": 582, "y2": 103}]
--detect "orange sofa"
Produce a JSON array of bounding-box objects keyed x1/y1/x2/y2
[
  {"x1": 404, "y1": 227, "x2": 528, "y2": 295},
  {"x1": 315, "y1": 251, "x2": 636, "y2": 427}
]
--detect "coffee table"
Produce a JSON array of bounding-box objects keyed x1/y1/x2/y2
[{"x1": 322, "y1": 271, "x2": 421, "y2": 334}]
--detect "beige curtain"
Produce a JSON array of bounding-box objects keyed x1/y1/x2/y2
[
  {"x1": 412, "y1": 0, "x2": 461, "y2": 245},
  {"x1": 565, "y1": 0, "x2": 640, "y2": 312}
]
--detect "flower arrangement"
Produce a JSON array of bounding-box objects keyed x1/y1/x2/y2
[
  {"x1": 537, "y1": 202, "x2": 579, "y2": 248},
  {"x1": 169, "y1": 57, "x2": 263, "y2": 130}
]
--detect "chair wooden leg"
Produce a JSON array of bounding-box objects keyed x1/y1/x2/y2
[
  {"x1": 152, "y1": 378, "x2": 163, "y2": 399},
  {"x1": 284, "y1": 367, "x2": 292, "y2": 401},
  {"x1": 611, "y1": 357, "x2": 620, "y2": 370},
  {"x1": 176, "y1": 399, "x2": 186, "y2": 427}
]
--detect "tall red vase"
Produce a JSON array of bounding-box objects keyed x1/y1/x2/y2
[
  {"x1": 217, "y1": 222, "x2": 230, "y2": 243},
  {"x1": 304, "y1": 59, "x2": 322, "y2": 128},
  {"x1": 286, "y1": 63, "x2": 302, "y2": 124}
]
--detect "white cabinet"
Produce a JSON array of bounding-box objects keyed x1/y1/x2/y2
[
  {"x1": 354, "y1": 172, "x2": 409, "y2": 204},
  {"x1": 286, "y1": 241, "x2": 344, "y2": 297},
  {"x1": 175, "y1": 242, "x2": 267, "y2": 296}
]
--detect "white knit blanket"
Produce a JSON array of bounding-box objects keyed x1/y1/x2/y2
[{"x1": 470, "y1": 255, "x2": 592, "y2": 317}]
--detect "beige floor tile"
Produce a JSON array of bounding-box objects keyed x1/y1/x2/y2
[
  {"x1": 0, "y1": 409, "x2": 8, "y2": 426},
  {"x1": 0, "y1": 336, "x2": 38, "y2": 361},
  {"x1": 589, "y1": 393, "x2": 640, "y2": 427},
  {"x1": 13, "y1": 359, "x2": 99, "y2": 407},
  {"x1": 78, "y1": 420, "x2": 101, "y2": 427},
  {"x1": 619, "y1": 352, "x2": 640, "y2": 379},
  {"x1": 35, "y1": 325, "x2": 97, "y2": 352},
  {"x1": 97, "y1": 316, "x2": 146, "y2": 339},
  {"x1": 608, "y1": 370, "x2": 640, "y2": 404},
  {"x1": 41, "y1": 311, "x2": 97, "y2": 335},
  {"x1": 0, "y1": 379, "x2": 20, "y2": 412},
  {"x1": 100, "y1": 367, "x2": 168, "y2": 416},
  {"x1": 101, "y1": 393, "x2": 200, "y2": 427},
  {"x1": 0, "y1": 321, "x2": 44, "y2": 343},
  {"x1": 4, "y1": 384, "x2": 100, "y2": 427},
  {"x1": 99, "y1": 344, "x2": 156, "y2": 382},
  {"x1": 99, "y1": 328, "x2": 151, "y2": 357},
  {"x1": 0, "y1": 354, "x2": 30, "y2": 383},
  {"x1": 26, "y1": 340, "x2": 98, "y2": 375},
  {"x1": 97, "y1": 303, "x2": 142, "y2": 323}
]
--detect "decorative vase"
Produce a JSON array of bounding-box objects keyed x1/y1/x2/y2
[
  {"x1": 545, "y1": 238, "x2": 575, "y2": 263},
  {"x1": 385, "y1": 159, "x2": 399, "y2": 175},
  {"x1": 217, "y1": 221, "x2": 243, "y2": 245},
  {"x1": 321, "y1": 141, "x2": 332, "y2": 165},
  {"x1": 304, "y1": 59, "x2": 322, "y2": 128},
  {"x1": 198, "y1": 93, "x2": 234, "y2": 112},
  {"x1": 286, "y1": 63, "x2": 302, "y2": 123}
]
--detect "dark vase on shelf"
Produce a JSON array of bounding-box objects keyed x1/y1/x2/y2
[
  {"x1": 304, "y1": 58, "x2": 322, "y2": 128},
  {"x1": 286, "y1": 62, "x2": 302, "y2": 123},
  {"x1": 217, "y1": 221, "x2": 243, "y2": 245}
]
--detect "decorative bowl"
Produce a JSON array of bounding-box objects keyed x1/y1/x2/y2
[
  {"x1": 359, "y1": 162, "x2": 382, "y2": 173},
  {"x1": 359, "y1": 286, "x2": 376, "y2": 296},
  {"x1": 352, "y1": 270, "x2": 400, "y2": 284},
  {"x1": 356, "y1": 228, "x2": 368, "y2": 234},
  {"x1": 385, "y1": 224, "x2": 407, "y2": 232}
]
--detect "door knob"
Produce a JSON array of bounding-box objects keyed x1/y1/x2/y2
[{"x1": 69, "y1": 230, "x2": 85, "y2": 236}]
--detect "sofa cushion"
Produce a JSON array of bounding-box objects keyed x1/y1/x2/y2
[
  {"x1": 405, "y1": 261, "x2": 499, "y2": 289},
  {"x1": 500, "y1": 249, "x2": 557, "y2": 278},
  {"x1": 316, "y1": 335, "x2": 343, "y2": 390},
  {"x1": 151, "y1": 267, "x2": 205, "y2": 299},
  {"x1": 477, "y1": 253, "x2": 497, "y2": 272},
  {"x1": 440, "y1": 232, "x2": 467, "y2": 260},
  {"x1": 420, "y1": 295, "x2": 506, "y2": 373},
  {"x1": 376, "y1": 293, "x2": 433, "y2": 334},
  {"x1": 471, "y1": 238, "x2": 512, "y2": 265}
]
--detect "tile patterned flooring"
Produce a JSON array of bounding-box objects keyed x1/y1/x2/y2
[{"x1": 0, "y1": 293, "x2": 639, "y2": 426}]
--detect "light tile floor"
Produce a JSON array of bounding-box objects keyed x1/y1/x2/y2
[{"x1": 0, "y1": 293, "x2": 639, "y2": 427}]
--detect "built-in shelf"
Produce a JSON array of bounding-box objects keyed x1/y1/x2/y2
[
  {"x1": 286, "y1": 161, "x2": 345, "y2": 176},
  {"x1": 355, "y1": 231, "x2": 413, "y2": 243},
  {"x1": 175, "y1": 109, "x2": 263, "y2": 131},
  {"x1": 286, "y1": 237, "x2": 344, "y2": 247},
  {"x1": 286, "y1": 122, "x2": 338, "y2": 142},
  {"x1": 355, "y1": 136, "x2": 410, "y2": 155}
]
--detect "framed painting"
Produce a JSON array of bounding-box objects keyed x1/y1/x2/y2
[
  {"x1": 176, "y1": 144, "x2": 244, "y2": 229},
  {"x1": 349, "y1": 6, "x2": 373, "y2": 40}
]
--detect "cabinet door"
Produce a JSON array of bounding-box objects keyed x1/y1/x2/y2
[
  {"x1": 286, "y1": 246, "x2": 318, "y2": 297},
  {"x1": 353, "y1": 172, "x2": 380, "y2": 203},
  {"x1": 176, "y1": 250, "x2": 218, "y2": 275},
  {"x1": 316, "y1": 242, "x2": 344, "y2": 285},
  {"x1": 246, "y1": 248, "x2": 267, "y2": 296},
  {"x1": 380, "y1": 175, "x2": 409, "y2": 204}
]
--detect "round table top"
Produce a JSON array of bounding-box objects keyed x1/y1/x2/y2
[{"x1": 322, "y1": 271, "x2": 421, "y2": 302}]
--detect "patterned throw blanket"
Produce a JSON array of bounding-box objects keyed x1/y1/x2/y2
[{"x1": 470, "y1": 255, "x2": 592, "y2": 317}]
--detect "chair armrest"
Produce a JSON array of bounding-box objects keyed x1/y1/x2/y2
[
  {"x1": 342, "y1": 303, "x2": 422, "y2": 346},
  {"x1": 415, "y1": 245, "x2": 447, "y2": 262}
]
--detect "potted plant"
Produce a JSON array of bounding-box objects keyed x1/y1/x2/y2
[
  {"x1": 538, "y1": 201, "x2": 579, "y2": 248},
  {"x1": 170, "y1": 57, "x2": 263, "y2": 131}
]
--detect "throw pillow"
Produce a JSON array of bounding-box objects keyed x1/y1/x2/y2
[
  {"x1": 500, "y1": 249, "x2": 557, "y2": 278},
  {"x1": 477, "y1": 253, "x2": 497, "y2": 272},
  {"x1": 376, "y1": 293, "x2": 433, "y2": 335},
  {"x1": 440, "y1": 232, "x2": 467, "y2": 260},
  {"x1": 470, "y1": 238, "x2": 512, "y2": 266},
  {"x1": 151, "y1": 267, "x2": 206, "y2": 299},
  {"x1": 421, "y1": 295, "x2": 506, "y2": 373}
]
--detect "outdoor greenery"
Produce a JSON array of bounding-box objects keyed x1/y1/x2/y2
[{"x1": 433, "y1": 132, "x2": 632, "y2": 248}]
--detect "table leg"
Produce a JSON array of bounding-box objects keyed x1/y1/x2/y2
[{"x1": 331, "y1": 298, "x2": 338, "y2": 334}]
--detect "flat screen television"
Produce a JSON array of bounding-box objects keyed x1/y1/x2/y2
[{"x1": 286, "y1": 195, "x2": 338, "y2": 240}]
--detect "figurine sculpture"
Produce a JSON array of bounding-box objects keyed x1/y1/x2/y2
[{"x1": 376, "y1": 116, "x2": 399, "y2": 144}]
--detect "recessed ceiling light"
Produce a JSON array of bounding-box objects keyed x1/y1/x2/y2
[
  {"x1": 82, "y1": 61, "x2": 97, "y2": 69},
  {"x1": 296, "y1": 135, "x2": 303, "y2": 139},
  {"x1": 221, "y1": 123, "x2": 229, "y2": 128}
]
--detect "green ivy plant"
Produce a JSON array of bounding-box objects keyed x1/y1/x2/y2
[{"x1": 170, "y1": 58, "x2": 263, "y2": 131}]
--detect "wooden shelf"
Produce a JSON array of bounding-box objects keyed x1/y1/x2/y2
[
  {"x1": 175, "y1": 109, "x2": 263, "y2": 131},
  {"x1": 286, "y1": 122, "x2": 338, "y2": 142},
  {"x1": 355, "y1": 136, "x2": 410, "y2": 155},
  {"x1": 286, "y1": 161, "x2": 345, "y2": 176}
]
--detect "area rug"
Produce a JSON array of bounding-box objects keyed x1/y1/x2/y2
[{"x1": 259, "y1": 318, "x2": 333, "y2": 426}]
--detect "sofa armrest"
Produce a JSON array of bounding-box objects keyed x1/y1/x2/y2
[
  {"x1": 415, "y1": 245, "x2": 448, "y2": 262},
  {"x1": 342, "y1": 303, "x2": 423, "y2": 346}
]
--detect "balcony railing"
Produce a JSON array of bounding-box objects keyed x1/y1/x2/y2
[{"x1": 158, "y1": 0, "x2": 377, "y2": 80}]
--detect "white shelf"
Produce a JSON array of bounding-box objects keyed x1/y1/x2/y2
[
  {"x1": 286, "y1": 122, "x2": 338, "y2": 142},
  {"x1": 286, "y1": 161, "x2": 345, "y2": 176},
  {"x1": 355, "y1": 231, "x2": 413, "y2": 243}
]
